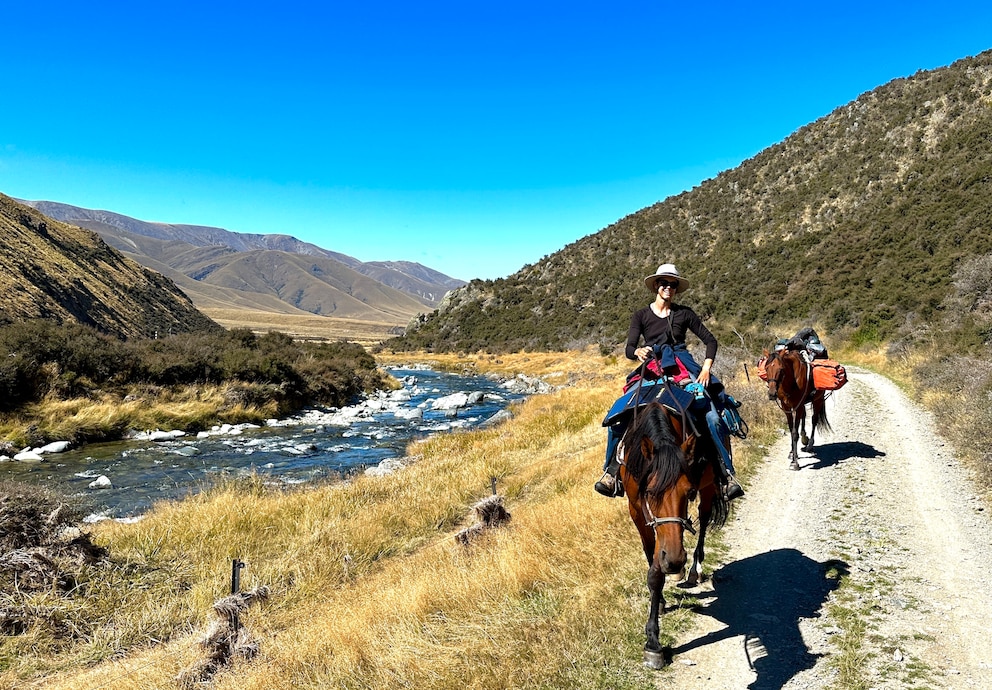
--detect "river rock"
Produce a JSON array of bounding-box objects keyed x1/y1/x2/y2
[
  {"x1": 393, "y1": 407, "x2": 424, "y2": 420},
  {"x1": 365, "y1": 457, "x2": 407, "y2": 477},
  {"x1": 14, "y1": 450, "x2": 45, "y2": 462},
  {"x1": 431, "y1": 392, "x2": 469, "y2": 410},
  {"x1": 140, "y1": 430, "x2": 186, "y2": 441},
  {"x1": 38, "y1": 440, "x2": 71, "y2": 454},
  {"x1": 500, "y1": 374, "x2": 553, "y2": 395},
  {"x1": 479, "y1": 409, "x2": 513, "y2": 428},
  {"x1": 89, "y1": 475, "x2": 113, "y2": 489}
]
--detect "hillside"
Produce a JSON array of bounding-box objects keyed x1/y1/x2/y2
[
  {"x1": 0, "y1": 194, "x2": 219, "y2": 339},
  {"x1": 21, "y1": 200, "x2": 465, "y2": 314},
  {"x1": 392, "y1": 49, "x2": 992, "y2": 353}
]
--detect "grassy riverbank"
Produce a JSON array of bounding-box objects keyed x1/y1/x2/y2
[
  {"x1": 1, "y1": 347, "x2": 780, "y2": 689},
  {"x1": 0, "y1": 322, "x2": 390, "y2": 450}
]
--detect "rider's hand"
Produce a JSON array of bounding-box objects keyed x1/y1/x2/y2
[
  {"x1": 697, "y1": 359, "x2": 714, "y2": 386},
  {"x1": 635, "y1": 347, "x2": 652, "y2": 361}
]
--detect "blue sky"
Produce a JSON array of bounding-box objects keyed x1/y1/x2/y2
[{"x1": 2, "y1": 2, "x2": 992, "y2": 281}]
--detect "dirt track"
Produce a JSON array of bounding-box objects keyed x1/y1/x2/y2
[{"x1": 661, "y1": 367, "x2": 992, "y2": 689}]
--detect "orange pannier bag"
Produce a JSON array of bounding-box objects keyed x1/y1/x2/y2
[
  {"x1": 811, "y1": 359, "x2": 847, "y2": 390},
  {"x1": 756, "y1": 355, "x2": 769, "y2": 381}
]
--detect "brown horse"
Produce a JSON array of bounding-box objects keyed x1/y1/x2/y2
[
  {"x1": 761, "y1": 349, "x2": 830, "y2": 470},
  {"x1": 618, "y1": 401, "x2": 729, "y2": 669}
]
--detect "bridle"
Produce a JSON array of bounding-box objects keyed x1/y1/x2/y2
[{"x1": 643, "y1": 500, "x2": 697, "y2": 535}]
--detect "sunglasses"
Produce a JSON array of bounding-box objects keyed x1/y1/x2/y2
[{"x1": 656, "y1": 280, "x2": 679, "y2": 289}]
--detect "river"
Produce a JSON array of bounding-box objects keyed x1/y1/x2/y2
[{"x1": 0, "y1": 367, "x2": 533, "y2": 521}]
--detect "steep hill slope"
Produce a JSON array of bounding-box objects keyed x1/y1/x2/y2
[
  {"x1": 21, "y1": 200, "x2": 465, "y2": 311},
  {"x1": 0, "y1": 194, "x2": 219, "y2": 339},
  {"x1": 394, "y1": 49, "x2": 992, "y2": 353}
]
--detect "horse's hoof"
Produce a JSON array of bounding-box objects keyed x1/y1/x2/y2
[
  {"x1": 642, "y1": 648, "x2": 669, "y2": 669},
  {"x1": 789, "y1": 460, "x2": 800, "y2": 471}
]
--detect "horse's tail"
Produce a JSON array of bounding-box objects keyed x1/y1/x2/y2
[
  {"x1": 710, "y1": 488, "x2": 730, "y2": 528},
  {"x1": 812, "y1": 394, "x2": 832, "y2": 435}
]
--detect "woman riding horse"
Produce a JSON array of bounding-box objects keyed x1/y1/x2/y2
[{"x1": 595, "y1": 263, "x2": 744, "y2": 501}]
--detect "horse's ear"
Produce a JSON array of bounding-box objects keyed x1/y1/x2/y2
[{"x1": 640, "y1": 437, "x2": 654, "y2": 460}]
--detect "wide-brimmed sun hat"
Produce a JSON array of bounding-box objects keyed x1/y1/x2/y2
[{"x1": 643, "y1": 263, "x2": 689, "y2": 293}]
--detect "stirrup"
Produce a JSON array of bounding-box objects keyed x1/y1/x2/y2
[{"x1": 723, "y1": 476, "x2": 744, "y2": 501}]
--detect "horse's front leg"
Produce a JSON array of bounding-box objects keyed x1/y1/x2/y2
[
  {"x1": 643, "y1": 562, "x2": 668, "y2": 669},
  {"x1": 683, "y1": 487, "x2": 713, "y2": 587}
]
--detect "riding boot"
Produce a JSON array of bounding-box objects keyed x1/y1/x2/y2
[
  {"x1": 706, "y1": 405, "x2": 744, "y2": 501},
  {"x1": 594, "y1": 455, "x2": 624, "y2": 498},
  {"x1": 710, "y1": 453, "x2": 743, "y2": 500},
  {"x1": 723, "y1": 471, "x2": 745, "y2": 501}
]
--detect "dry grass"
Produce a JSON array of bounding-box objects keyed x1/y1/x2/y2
[
  {"x1": 0, "y1": 385, "x2": 276, "y2": 448},
  {"x1": 5, "y1": 348, "x2": 777, "y2": 690}
]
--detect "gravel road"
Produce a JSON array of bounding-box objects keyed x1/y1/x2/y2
[{"x1": 661, "y1": 367, "x2": 992, "y2": 689}]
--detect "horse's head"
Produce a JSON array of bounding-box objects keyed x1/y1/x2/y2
[
  {"x1": 762, "y1": 350, "x2": 784, "y2": 402},
  {"x1": 642, "y1": 454, "x2": 695, "y2": 575},
  {"x1": 763, "y1": 348, "x2": 811, "y2": 409},
  {"x1": 623, "y1": 403, "x2": 695, "y2": 575}
]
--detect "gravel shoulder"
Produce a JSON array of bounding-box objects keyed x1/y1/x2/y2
[{"x1": 661, "y1": 366, "x2": 992, "y2": 689}]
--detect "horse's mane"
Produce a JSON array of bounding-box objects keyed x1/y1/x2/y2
[{"x1": 623, "y1": 403, "x2": 687, "y2": 499}]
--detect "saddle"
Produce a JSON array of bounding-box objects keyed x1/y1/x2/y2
[{"x1": 602, "y1": 379, "x2": 701, "y2": 428}]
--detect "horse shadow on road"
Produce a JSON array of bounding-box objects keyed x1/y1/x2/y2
[
  {"x1": 801, "y1": 441, "x2": 886, "y2": 470},
  {"x1": 673, "y1": 549, "x2": 849, "y2": 690}
]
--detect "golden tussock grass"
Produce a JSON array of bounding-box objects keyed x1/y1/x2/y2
[
  {"x1": 0, "y1": 385, "x2": 277, "y2": 447},
  {"x1": 8, "y1": 349, "x2": 777, "y2": 690}
]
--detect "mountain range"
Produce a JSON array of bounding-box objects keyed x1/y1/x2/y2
[
  {"x1": 18, "y1": 200, "x2": 465, "y2": 326},
  {"x1": 393, "y1": 49, "x2": 992, "y2": 354},
  {"x1": 0, "y1": 194, "x2": 219, "y2": 339}
]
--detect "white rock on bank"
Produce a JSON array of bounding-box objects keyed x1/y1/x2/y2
[
  {"x1": 364, "y1": 458, "x2": 407, "y2": 477},
  {"x1": 38, "y1": 440, "x2": 72, "y2": 454},
  {"x1": 136, "y1": 429, "x2": 186, "y2": 441},
  {"x1": 14, "y1": 450, "x2": 45, "y2": 463}
]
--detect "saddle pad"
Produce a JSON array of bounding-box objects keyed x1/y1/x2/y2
[{"x1": 602, "y1": 381, "x2": 697, "y2": 427}]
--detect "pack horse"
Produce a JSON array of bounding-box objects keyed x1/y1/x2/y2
[{"x1": 758, "y1": 342, "x2": 846, "y2": 469}]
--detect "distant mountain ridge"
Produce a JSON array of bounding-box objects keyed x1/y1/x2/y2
[
  {"x1": 0, "y1": 194, "x2": 219, "y2": 339},
  {"x1": 20, "y1": 200, "x2": 466, "y2": 317},
  {"x1": 393, "y1": 49, "x2": 992, "y2": 353}
]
